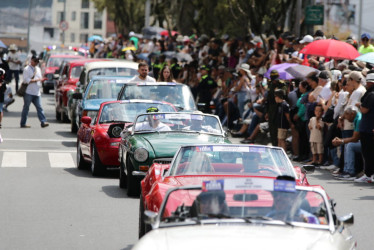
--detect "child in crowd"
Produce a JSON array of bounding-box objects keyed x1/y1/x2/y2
[
  {"x1": 308, "y1": 105, "x2": 325, "y2": 165},
  {"x1": 274, "y1": 89, "x2": 293, "y2": 152}
]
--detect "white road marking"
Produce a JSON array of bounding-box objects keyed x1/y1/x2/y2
[
  {"x1": 2, "y1": 152, "x2": 27, "y2": 167},
  {"x1": 3, "y1": 138, "x2": 76, "y2": 142},
  {"x1": 49, "y1": 153, "x2": 76, "y2": 168},
  {"x1": 0, "y1": 149, "x2": 75, "y2": 153}
]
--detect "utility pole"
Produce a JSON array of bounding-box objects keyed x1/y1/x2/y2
[
  {"x1": 295, "y1": 0, "x2": 302, "y2": 37},
  {"x1": 145, "y1": 0, "x2": 150, "y2": 28},
  {"x1": 27, "y1": 0, "x2": 32, "y2": 53},
  {"x1": 62, "y1": 0, "x2": 67, "y2": 45},
  {"x1": 358, "y1": 0, "x2": 363, "y2": 42}
]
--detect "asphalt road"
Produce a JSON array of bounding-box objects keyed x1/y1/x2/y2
[{"x1": 0, "y1": 85, "x2": 372, "y2": 249}]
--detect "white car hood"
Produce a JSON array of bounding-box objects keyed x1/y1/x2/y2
[{"x1": 133, "y1": 224, "x2": 351, "y2": 250}]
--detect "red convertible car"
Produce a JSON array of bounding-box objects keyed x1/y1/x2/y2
[
  {"x1": 55, "y1": 58, "x2": 107, "y2": 122},
  {"x1": 139, "y1": 144, "x2": 318, "y2": 237},
  {"x1": 77, "y1": 100, "x2": 176, "y2": 176}
]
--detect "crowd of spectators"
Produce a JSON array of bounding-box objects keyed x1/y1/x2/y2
[{"x1": 89, "y1": 29, "x2": 374, "y2": 183}]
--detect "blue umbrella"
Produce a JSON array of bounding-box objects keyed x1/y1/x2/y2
[
  {"x1": 355, "y1": 52, "x2": 374, "y2": 64},
  {"x1": 0, "y1": 40, "x2": 7, "y2": 49},
  {"x1": 88, "y1": 35, "x2": 103, "y2": 42}
]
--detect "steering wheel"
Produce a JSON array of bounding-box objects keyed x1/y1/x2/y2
[{"x1": 249, "y1": 167, "x2": 280, "y2": 176}]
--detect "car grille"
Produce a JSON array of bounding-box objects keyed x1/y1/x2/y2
[{"x1": 153, "y1": 158, "x2": 173, "y2": 164}]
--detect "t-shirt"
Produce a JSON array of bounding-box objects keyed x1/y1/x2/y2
[
  {"x1": 8, "y1": 51, "x2": 20, "y2": 71},
  {"x1": 358, "y1": 44, "x2": 374, "y2": 54},
  {"x1": 353, "y1": 112, "x2": 362, "y2": 132},
  {"x1": 135, "y1": 121, "x2": 171, "y2": 132},
  {"x1": 128, "y1": 75, "x2": 156, "y2": 83},
  {"x1": 359, "y1": 87, "x2": 374, "y2": 133},
  {"x1": 309, "y1": 116, "x2": 324, "y2": 143},
  {"x1": 277, "y1": 100, "x2": 290, "y2": 129}
]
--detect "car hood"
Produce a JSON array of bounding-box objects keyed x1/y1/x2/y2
[
  {"x1": 83, "y1": 99, "x2": 114, "y2": 111},
  {"x1": 134, "y1": 225, "x2": 346, "y2": 250},
  {"x1": 45, "y1": 67, "x2": 58, "y2": 74},
  {"x1": 136, "y1": 133, "x2": 229, "y2": 158}
]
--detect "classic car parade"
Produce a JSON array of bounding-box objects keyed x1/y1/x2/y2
[
  {"x1": 118, "y1": 112, "x2": 230, "y2": 197},
  {"x1": 139, "y1": 144, "x2": 317, "y2": 237},
  {"x1": 134, "y1": 178, "x2": 356, "y2": 250},
  {"x1": 73, "y1": 75, "x2": 132, "y2": 131},
  {"x1": 76, "y1": 99, "x2": 177, "y2": 176},
  {"x1": 117, "y1": 82, "x2": 197, "y2": 111}
]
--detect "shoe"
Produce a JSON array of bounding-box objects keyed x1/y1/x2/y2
[
  {"x1": 312, "y1": 162, "x2": 321, "y2": 166},
  {"x1": 331, "y1": 169, "x2": 343, "y2": 177},
  {"x1": 336, "y1": 173, "x2": 356, "y2": 181},
  {"x1": 355, "y1": 171, "x2": 364, "y2": 179},
  {"x1": 231, "y1": 131, "x2": 245, "y2": 138},
  {"x1": 321, "y1": 161, "x2": 331, "y2": 167},
  {"x1": 240, "y1": 139, "x2": 255, "y2": 144},
  {"x1": 20, "y1": 125, "x2": 31, "y2": 128},
  {"x1": 354, "y1": 174, "x2": 372, "y2": 183},
  {"x1": 3, "y1": 107, "x2": 8, "y2": 112},
  {"x1": 41, "y1": 122, "x2": 49, "y2": 128},
  {"x1": 320, "y1": 165, "x2": 338, "y2": 171}
]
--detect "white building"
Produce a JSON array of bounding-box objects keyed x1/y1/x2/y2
[{"x1": 52, "y1": 0, "x2": 107, "y2": 47}]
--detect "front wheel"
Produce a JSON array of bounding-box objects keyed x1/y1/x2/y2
[
  {"x1": 138, "y1": 194, "x2": 146, "y2": 238},
  {"x1": 71, "y1": 117, "x2": 78, "y2": 133},
  {"x1": 119, "y1": 159, "x2": 127, "y2": 189},
  {"x1": 91, "y1": 143, "x2": 105, "y2": 176},
  {"x1": 126, "y1": 157, "x2": 140, "y2": 197},
  {"x1": 77, "y1": 140, "x2": 88, "y2": 170}
]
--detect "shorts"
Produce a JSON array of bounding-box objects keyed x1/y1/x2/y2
[
  {"x1": 277, "y1": 128, "x2": 288, "y2": 140},
  {"x1": 0, "y1": 102, "x2": 3, "y2": 113},
  {"x1": 310, "y1": 142, "x2": 323, "y2": 154}
]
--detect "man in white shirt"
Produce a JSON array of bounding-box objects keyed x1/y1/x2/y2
[
  {"x1": 128, "y1": 62, "x2": 156, "y2": 83},
  {"x1": 318, "y1": 70, "x2": 332, "y2": 101},
  {"x1": 20, "y1": 56, "x2": 49, "y2": 128},
  {"x1": 7, "y1": 44, "x2": 21, "y2": 91},
  {"x1": 134, "y1": 107, "x2": 170, "y2": 132}
]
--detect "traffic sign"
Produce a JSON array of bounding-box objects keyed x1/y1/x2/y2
[
  {"x1": 305, "y1": 5, "x2": 324, "y2": 25},
  {"x1": 59, "y1": 21, "x2": 69, "y2": 31}
]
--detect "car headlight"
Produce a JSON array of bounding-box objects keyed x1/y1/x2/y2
[{"x1": 134, "y1": 148, "x2": 148, "y2": 162}]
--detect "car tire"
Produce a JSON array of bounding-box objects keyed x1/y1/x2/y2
[
  {"x1": 77, "y1": 140, "x2": 88, "y2": 170},
  {"x1": 126, "y1": 157, "x2": 140, "y2": 197},
  {"x1": 119, "y1": 159, "x2": 127, "y2": 189},
  {"x1": 56, "y1": 109, "x2": 61, "y2": 121},
  {"x1": 139, "y1": 193, "x2": 146, "y2": 238},
  {"x1": 61, "y1": 111, "x2": 69, "y2": 123},
  {"x1": 91, "y1": 143, "x2": 105, "y2": 176},
  {"x1": 71, "y1": 118, "x2": 78, "y2": 133}
]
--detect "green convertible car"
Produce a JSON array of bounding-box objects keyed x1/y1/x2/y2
[{"x1": 118, "y1": 112, "x2": 231, "y2": 196}]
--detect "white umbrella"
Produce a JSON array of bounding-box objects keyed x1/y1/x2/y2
[{"x1": 285, "y1": 64, "x2": 320, "y2": 79}]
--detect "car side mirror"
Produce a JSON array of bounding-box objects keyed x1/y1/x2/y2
[
  {"x1": 301, "y1": 165, "x2": 315, "y2": 174},
  {"x1": 338, "y1": 213, "x2": 354, "y2": 225},
  {"x1": 81, "y1": 116, "x2": 91, "y2": 125},
  {"x1": 144, "y1": 210, "x2": 158, "y2": 226},
  {"x1": 73, "y1": 92, "x2": 83, "y2": 99}
]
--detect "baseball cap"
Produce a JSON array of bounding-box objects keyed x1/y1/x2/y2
[
  {"x1": 361, "y1": 33, "x2": 371, "y2": 40},
  {"x1": 348, "y1": 71, "x2": 363, "y2": 82},
  {"x1": 270, "y1": 69, "x2": 279, "y2": 77},
  {"x1": 366, "y1": 73, "x2": 374, "y2": 82},
  {"x1": 146, "y1": 107, "x2": 159, "y2": 113},
  {"x1": 300, "y1": 35, "x2": 314, "y2": 44}
]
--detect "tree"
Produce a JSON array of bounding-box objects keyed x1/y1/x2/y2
[{"x1": 92, "y1": 0, "x2": 146, "y2": 35}]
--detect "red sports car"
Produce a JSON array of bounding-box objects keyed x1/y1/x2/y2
[
  {"x1": 139, "y1": 144, "x2": 319, "y2": 237},
  {"x1": 77, "y1": 100, "x2": 177, "y2": 176}
]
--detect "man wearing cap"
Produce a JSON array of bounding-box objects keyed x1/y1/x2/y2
[
  {"x1": 7, "y1": 44, "x2": 22, "y2": 91},
  {"x1": 20, "y1": 56, "x2": 49, "y2": 128},
  {"x1": 318, "y1": 70, "x2": 332, "y2": 101},
  {"x1": 265, "y1": 70, "x2": 287, "y2": 146},
  {"x1": 356, "y1": 72, "x2": 374, "y2": 182},
  {"x1": 134, "y1": 107, "x2": 171, "y2": 132},
  {"x1": 196, "y1": 65, "x2": 217, "y2": 113},
  {"x1": 358, "y1": 33, "x2": 374, "y2": 55}
]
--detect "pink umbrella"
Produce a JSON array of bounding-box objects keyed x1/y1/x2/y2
[
  {"x1": 160, "y1": 30, "x2": 178, "y2": 37},
  {"x1": 300, "y1": 39, "x2": 359, "y2": 60}
]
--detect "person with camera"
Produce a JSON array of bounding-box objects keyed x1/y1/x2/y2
[{"x1": 20, "y1": 56, "x2": 49, "y2": 128}]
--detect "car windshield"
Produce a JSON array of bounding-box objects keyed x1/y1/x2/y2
[
  {"x1": 119, "y1": 84, "x2": 196, "y2": 111},
  {"x1": 169, "y1": 145, "x2": 295, "y2": 177},
  {"x1": 99, "y1": 102, "x2": 176, "y2": 123},
  {"x1": 88, "y1": 67, "x2": 138, "y2": 82},
  {"x1": 71, "y1": 66, "x2": 83, "y2": 79},
  {"x1": 85, "y1": 79, "x2": 129, "y2": 100},
  {"x1": 133, "y1": 113, "x2": 223, "y2": 134},
  {"x1": 160, "y1": 179, "x2": 330, "y2": 228},
  {"x1": 47, "y1": 57, "x2": 79, "y2": 67}
]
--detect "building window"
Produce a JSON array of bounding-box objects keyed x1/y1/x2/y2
[
  {"x1": 94, "y1": 12, "x2": 102, "y2": 29},
  {"x1": 80, "y1": 34, "x2": 88, "y2": 43},
  {"x1": 71, "y1": 11, "x2": 76, "y2": 21},
  {"x1": 81, "y1": 0, "x2": 89, "y2": 8},
  {"x1": 71, "y1": 33, "x2": 75, "y2": 43},
  {"x1": 57, "y1": 11, "x2": 65, "y2": 23},
  {"x1": 80, "y1": 12, "x2": 89, "y2": 29}
]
